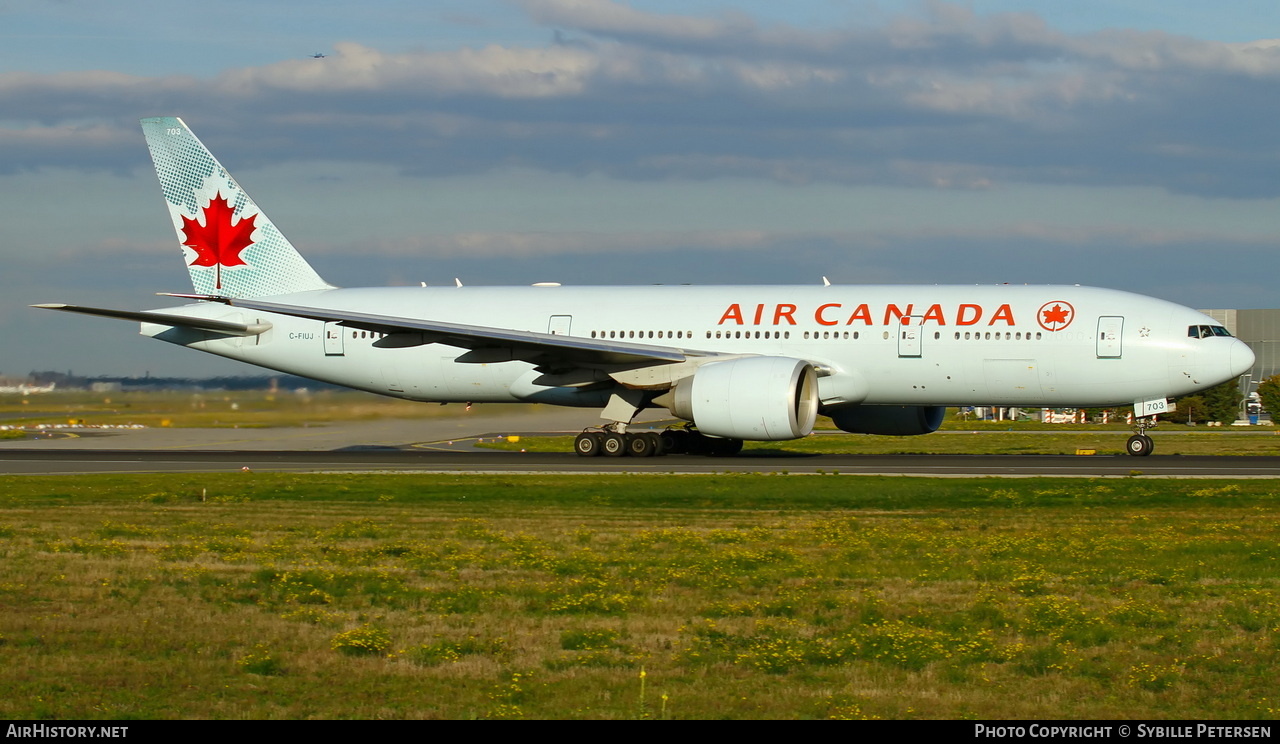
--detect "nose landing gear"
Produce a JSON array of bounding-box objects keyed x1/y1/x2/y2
[
  {"x1": 1126, "y1": 418, "x2": 1156, "y2": 456},
  {"x1": 1125, "y1": 433, "x2": 1154, "y2": 456}
]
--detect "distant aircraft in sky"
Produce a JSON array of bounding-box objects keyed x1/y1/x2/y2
[
  {"x1": 311, "y1": 53, "x2": 326, "y2": 59},
  {"x1": 35, "y1": 118, "x2": 1254, "y2": 457}
]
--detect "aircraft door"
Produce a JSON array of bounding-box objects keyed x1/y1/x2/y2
[
  {"x1": 324, "y1": 322, "x2": 345, "y2": 356},
  {"x1": 1097, "y1": 316, "x2": 1123, "y2": 358},
  {"x1": 548, "y1": 315, "x2": 572, "y2": 336},
  {"x1": 897, "y1": 316, "x2": 924, "y2": 358}
]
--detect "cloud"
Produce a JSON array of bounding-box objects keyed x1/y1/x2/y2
[
  {"x1": 2, "y1": 0, "x2": 1280, "y2": 197},
  {"x1": 216, "y1": 42, "x2": 601, "y2": 98},
  {"x1": 317, "y1": 222, "x2": 1280, "y2": 264}
]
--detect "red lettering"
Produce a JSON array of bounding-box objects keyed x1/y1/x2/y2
[
  {"x1": 815, "y1": 303, "x2": 841, "y2": 326},
  {"x1": 921, "y1": 304, "x2": 946, "y2": 325},
  {"x1": 846, "y1": 304, "x2": 872, "y2": 325},
  {"x1": 774, "y1": 304, "x2": 797, "y2": 325},
  {"x1": 718, "y1": 304, "x2": 744, "y2": 325},
  {"x1": 956, "y1": 304, "x2": 982, "y2": 326},
  {"x1": 884, "y1": 304, "x2": 913, "y2": 326},
  {"x1": 752, "y1": 303, "x2": 765, "y2": 325},
  {"x1": 989, "y1": 304, "x2": 1015, "y2": 326}
]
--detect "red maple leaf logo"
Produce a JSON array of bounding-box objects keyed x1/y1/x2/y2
[
  {"x1": 1037, "y1": 300, "x2": 1075, "y2": 331},
  {"x1": 181, "y1": 192, "x2": 256, "y2": 289},
  {"x1": 1043, "y1": 305, "x2": 1069, "y2": 324}
]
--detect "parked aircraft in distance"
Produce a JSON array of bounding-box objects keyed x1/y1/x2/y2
[
  {"x1": 36, "y1": 118, "x2": 1255, "y2": 457},
  {"x1": 0, "y1": 382, "x2": 57, "y2": 395}
]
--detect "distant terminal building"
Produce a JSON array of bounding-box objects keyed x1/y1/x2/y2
[{"x1": 1200, "y1": 308, "x2": 1280, "y2": 384}]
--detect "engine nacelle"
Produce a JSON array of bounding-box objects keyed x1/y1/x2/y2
[
  {"x1": 827, "y1": 405, "x2": 946, "y2": 436},
  {"x1": 665, "y1": 357, "x2": 819, "y2": 440}
]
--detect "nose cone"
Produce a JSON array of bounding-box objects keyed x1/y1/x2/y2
[{"x1": 1231, "y1": 339, "x2": 1256, "y2": 378}]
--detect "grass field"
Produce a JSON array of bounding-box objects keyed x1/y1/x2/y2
[{"x1": 2, "y1": 473, "x2": 1278, "y2": 719}]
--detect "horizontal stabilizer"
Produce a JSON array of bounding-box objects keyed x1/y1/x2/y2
[
  {"x1": 156, "y1": 292, "x2": 232, "y2": 303},
  {"x1": 33, "y1": 304, "x2": 271, "y2": 337}
]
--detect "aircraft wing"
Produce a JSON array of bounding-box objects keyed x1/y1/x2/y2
[
  {"x1": 228, "y1": 297, "x2": 698, "y2": 368},
  {"x1": 33, "y1": 303, "x2": 271, "y2": 337}
]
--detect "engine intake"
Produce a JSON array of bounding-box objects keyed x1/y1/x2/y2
[{"x1": 664, "y1": 357, "x2": 818, "y2": 440}]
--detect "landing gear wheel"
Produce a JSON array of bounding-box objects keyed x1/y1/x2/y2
[
  {"x1": 660, "y1": 429, "x2": 690, "y2": 455},
  {"x1": 601, "y1": 432, "x2": 627, "y2": 457},
  {"x1": 684, "y1": 431, "x2": 710, "y2": 456},
  {"x1": 706, "y1": 437, "x2": 744, "y2": 457},
  {"x1": 626, "y1": 433, "x2": 657, "y2": 457},
  {"x1": 574, "y1": 432, "x2": 603, "y2": 457},
  {"x1": 1126, "y1": 434, "x2": 1154, "y2": 457}
]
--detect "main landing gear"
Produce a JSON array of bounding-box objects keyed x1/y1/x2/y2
[
  {"x1": 1125, "y1": 418, "x2": 1156, "y2": 457},
  {"x1": 573, "y1": 425, "x2": 744, "y2": 458},
  {"x1": 573, "y1": 428, "x2": 662, "y2": 458}
]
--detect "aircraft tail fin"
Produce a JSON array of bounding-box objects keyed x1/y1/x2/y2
[{"x1": 141, "y1": 117, "x2": 332, "y2": 298}]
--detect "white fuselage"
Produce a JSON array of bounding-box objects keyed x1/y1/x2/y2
[{"x1": 141, "y1": 283, "x2": 1254, "y2": 415}]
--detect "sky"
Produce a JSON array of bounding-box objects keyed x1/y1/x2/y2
[{"x1": 2, "y1": 0, "x2": 1280, "y2": 377}]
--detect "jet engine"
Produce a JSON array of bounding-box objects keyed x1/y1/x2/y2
[
  {"x1": 662, "y1": 357, "x2": 819, "y2": 440},
  {"x1": 827, "y1": 404, "x2": 946, "y2": 436}
]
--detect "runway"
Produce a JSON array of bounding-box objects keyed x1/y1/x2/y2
[
  {"x1": 2, "y1": 412, "x2": 1278, "y2": 476},
  {"x1": 2, "y1": 446, "x2": 1279, "y2": 476}
]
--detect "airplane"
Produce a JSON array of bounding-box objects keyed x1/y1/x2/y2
[
  {"x1": 35, "y1": 117, "x2": 1255, "y2": 458},
  {"x1": 0, "y1": 382, "x2": 57, "y2": 395}
]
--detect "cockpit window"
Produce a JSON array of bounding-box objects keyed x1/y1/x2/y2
[{"x1": 1188, "y1": 325, "x2": 1233, "y2": 339}]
